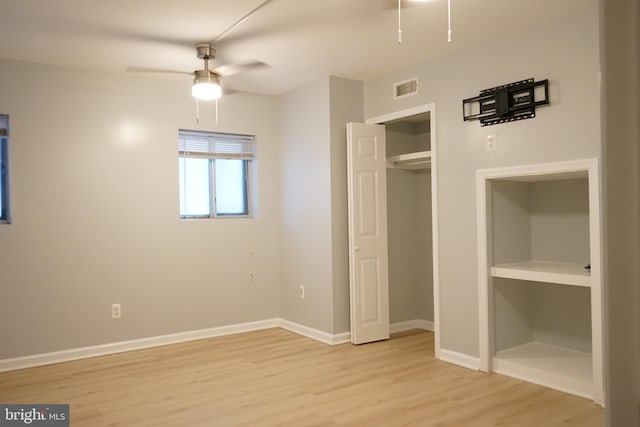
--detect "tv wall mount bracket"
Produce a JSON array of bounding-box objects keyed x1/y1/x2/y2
[{"x1": 463, "y1": 78, "x2": 549, "y2": 127}]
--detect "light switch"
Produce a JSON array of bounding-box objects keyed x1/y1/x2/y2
[{"x1": 486, "y1": 134, "x2": 497, "y2": 152}]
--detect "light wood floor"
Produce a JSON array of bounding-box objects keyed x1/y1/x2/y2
[{"x1": 0, "y1": 329, "x2": 603, "y2": 426}]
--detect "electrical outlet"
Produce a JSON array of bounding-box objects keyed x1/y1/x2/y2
[
  {"x1": 486, "y1": 134, "x2": 497, "y2": 151},
  {"x1": 111, "y1": 303, "x2": 121, "y2": 319},
  {"x1": 299, "y1": 285, "x2": 305, "y2": 299}
]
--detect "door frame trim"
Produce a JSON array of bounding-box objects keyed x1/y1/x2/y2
[{"x1": 366, "y1": 103, "x2": 441, "y2": 359}]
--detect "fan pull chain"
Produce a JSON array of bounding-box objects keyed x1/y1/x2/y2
[
  {"x1": 215, "y1": 99, "x2": 219, "y2": 125},
  {"x1": 397, "y1": 0, "x2": 402, "y2": 43},
  {"x1": 447, "y1": 0, "x2": 452, "y2": 43},
  {"x1": 196, "y1": 99, "x2": 200, "y2": 124}
]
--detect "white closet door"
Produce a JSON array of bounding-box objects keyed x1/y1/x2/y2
[{"x1": 346, "y1": 122, "x2": 390, "y2": 344}]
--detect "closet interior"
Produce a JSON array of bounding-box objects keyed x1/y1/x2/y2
[{"x1": 384, "y1": 112, "x2": 434, "y2": 330}]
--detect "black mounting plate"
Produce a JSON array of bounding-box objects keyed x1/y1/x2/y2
[{"x1": 463, "y1": 78, "x2": 549, "y2": 127}]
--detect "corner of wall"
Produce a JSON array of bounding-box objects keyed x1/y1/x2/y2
[{"x1": 328, "y1": 76, "x2": 364, "y2": 334}]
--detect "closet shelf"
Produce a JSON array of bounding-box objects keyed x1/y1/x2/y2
[
  {"x1": 493, "y1": 341, "x2": 593, "y2": 399},
  {"x1": 491, "y1": 260, "x2": 591, "y2": 287},
  {"x1": 386, "y1": 150, "x2": 431, "y2": 170}
]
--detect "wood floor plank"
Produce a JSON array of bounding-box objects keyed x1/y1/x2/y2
[{"x1": 0, "y1": 329, "x2": 603, "y2": 426}]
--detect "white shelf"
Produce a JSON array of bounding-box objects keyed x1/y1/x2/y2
[
  {"x1": 386, "y1": 150, "x2": 431, "y2": 170},
  {"x1": 491, "y1": 260, "x2": 591, "y2": 287},
  {"x1": 493, "y1": 341, "x2": 593, "y2": 399}
]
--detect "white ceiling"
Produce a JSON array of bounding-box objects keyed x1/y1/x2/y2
[{"x1": 0, "y1": 0, "x2": 595, "y2": 95}]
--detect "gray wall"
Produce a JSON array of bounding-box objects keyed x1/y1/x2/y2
[
  {"x1": 0, "y1": 57, "x2": 361, "y2": 358},
  {"x1": 279, "y1": 78, "x2": 333, "y2": 332},
  {"x1": 601, "y1": 0, "x2": 640, "y2": 425},
  {"x1": 329, "y1": 76, "x2": 364, "y2": 334},
  {"x1": 278, "y1": 76, "x2": 363, "y2": 334},
  {"x1": 365, "y1": 5, "x2": 601, "y2": 356},
  {"x1": 530, "y1": 179, "x2": 590, "y2": 264},
  {"x1": 387, "y1": 168, "x2": 433, "y2": 323},
  {"x1": 491, "y1": 178, "x2": 590, "y2": 265},
  {"x1": 0, "y1": 59, "x2": 282, "y2": 359},
  {"x1": 415, "y1": 170, "x2": 434, "y2": 322}
]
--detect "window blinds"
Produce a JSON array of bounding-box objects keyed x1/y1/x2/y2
[{"x1": 178, "y1": 129, "x2": 255, "y2": 159}]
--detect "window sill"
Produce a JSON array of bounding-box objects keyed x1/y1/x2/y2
[{"x1": 180, "y1": 215, "x2": 251, "y2": 221}]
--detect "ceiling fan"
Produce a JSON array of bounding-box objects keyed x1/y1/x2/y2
[
  {"x1": 127, "y1": 0, "x2": 275, "y2": 101},
  {"x1": 127, "y1": 43, "x2": 267, "y2": 100}
]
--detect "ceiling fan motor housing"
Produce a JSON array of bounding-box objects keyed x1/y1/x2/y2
[{"x1": 196, "y1": 43, "x2": 215, "y2": 60}]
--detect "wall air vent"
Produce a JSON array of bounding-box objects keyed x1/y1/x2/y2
[{"x1": 393, "y1": 77, "x2": 419, "y2": 100}]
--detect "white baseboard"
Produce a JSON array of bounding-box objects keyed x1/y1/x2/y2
[
  {"x1": 390, "y1": 319, "x2": 435, "y2": 334},
  {"x1": 439, "y1": 348, "x2": 481, "y2": 371},
  {"x1": 281, "y1": 318, "x2": 435, "y2": 345},
  {"x1": 0, "y1": 318, "x2": 280, "y2": 373},
  {"x1": 0, "y1": 318, "x2": 439, "y2": 372},
  {"x1": 278, "y1": 319, "x2": 350, "y2": 345},
  {"x1": 415, "y1": 319, "x2": 435, "y2": 331},
  {"x1": 0, "y1": 318, "x2": 354, "y2": 372}
]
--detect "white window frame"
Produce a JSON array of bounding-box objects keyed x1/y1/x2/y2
[{"x1": 178, "y1": 129, "x2": 255, "y2": 219}]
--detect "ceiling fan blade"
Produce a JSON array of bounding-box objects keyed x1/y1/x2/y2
[
  {"x1": 222, "y1": 87, "x2": 239, "y2": 95},
  {"x1": 381, "y1": 0, "x2": 422, "y2": 9},
  {"x1": 126, "y1": 66, "x2": 192, "y2": 76},
  {"x1": 212, "y1": 60, "x2": 269, "y2": 77}
]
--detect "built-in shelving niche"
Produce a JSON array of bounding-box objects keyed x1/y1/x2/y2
[{"x1": 476, "y1": 159, "x2": 604, "y2": 406}]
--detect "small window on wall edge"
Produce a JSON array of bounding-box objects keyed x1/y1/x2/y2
[
  {"x1": 0, "y1": 114, "x2": 10, "y2": 224},
  {"x1": 178, "y1": 129, "x2": 255, "y2": 219}
]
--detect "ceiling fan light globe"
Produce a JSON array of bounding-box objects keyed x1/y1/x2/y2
[{"x1": 192, "y1": 82, "x2": 222, "y2": 100}]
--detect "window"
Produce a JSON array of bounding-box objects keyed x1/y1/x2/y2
[
  {"x1": 178, "y1": 129, "x2": 254, "y2": 219},
  {"x1": 0, "y1": 115, "x2": 9, "y2": 223}
]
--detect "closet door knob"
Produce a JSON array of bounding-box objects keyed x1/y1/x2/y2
[{"x1": 355, "y1": 246, "x2": 360, "y2": 251}]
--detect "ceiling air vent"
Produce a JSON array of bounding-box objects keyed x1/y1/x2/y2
[{"x1": 393, "y1": 77, "x2": 419, "y2": 100}]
